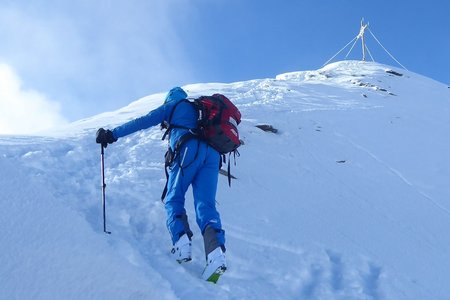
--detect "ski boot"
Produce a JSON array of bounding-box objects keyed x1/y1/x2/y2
[
  {"x1": 171, "y1": 234, "x2": 192, "y2": 263},
  {"x1": 201, "y1": 246, "x2": 227, "y2": 283}
]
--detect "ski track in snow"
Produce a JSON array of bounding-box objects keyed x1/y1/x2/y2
[
  {"x1": 2, "y1": 61, "x2": 450, "y2": 299},
  {"x1": 342, "y1": 135, "x2": 450, "y2": 217}
]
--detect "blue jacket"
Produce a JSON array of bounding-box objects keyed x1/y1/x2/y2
[{"x1": 112, "y1": 87, "x2": 196, "y2": 151}]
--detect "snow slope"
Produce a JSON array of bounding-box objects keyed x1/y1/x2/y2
[{"x1": 1, "y1": 61, "x2": 450, "y2": 299}]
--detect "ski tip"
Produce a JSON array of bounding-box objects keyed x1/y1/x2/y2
[{"x1": 205, "y1": 265, "x2": 227, "y2": 284}]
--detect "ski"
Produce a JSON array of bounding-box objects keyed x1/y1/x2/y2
[{"x1": 203, "y1": 265, "x2": 227, "y2": 284}]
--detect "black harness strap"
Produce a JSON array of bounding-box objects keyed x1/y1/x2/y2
[
  {"x1": 160, "y1": 132, "x2": 199, "y2": 202},
  {"x1": 160, "y1": 99, "x2": 201, "y2": 202}
]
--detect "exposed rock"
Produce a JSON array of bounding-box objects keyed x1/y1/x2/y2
[
  {"x1": 256, "y1": 124, "x2": 278, "y2": 133},
  {"x1": 386, "y1": 70, "x2": 403, "y2": 76}
]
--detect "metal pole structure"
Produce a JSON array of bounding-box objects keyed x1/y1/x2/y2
[
  {"x1": 361, "y1": 32, "x2": 366, "y2": 61},
  {"x1": 100, "y1": 145, "x2": 111, "y2": 234},
  {"x1": 358, "y1": 19, "x2": 368, "y2": 61}
]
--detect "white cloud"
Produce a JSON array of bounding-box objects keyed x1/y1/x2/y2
[
  {"x1": 0, "y1": 63, "x2": 67, "y2": 135},
  {"x1": 0, "y1": 2, "x2": 197, "y2": 122}
]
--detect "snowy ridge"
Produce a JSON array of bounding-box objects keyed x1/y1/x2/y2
[{"x1": 1, "y1": 61, "x2": 450, "y2": 299}]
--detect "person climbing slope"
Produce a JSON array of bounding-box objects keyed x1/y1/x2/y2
[{"x1": 96, "y1": 87, "x2": 230, "y2": 283}]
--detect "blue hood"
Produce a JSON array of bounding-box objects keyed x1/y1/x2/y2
[{"x1": 164, "y1": 87, "x2": 188, "y2": 104}]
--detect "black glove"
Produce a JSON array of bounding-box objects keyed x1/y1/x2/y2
[{"x1": 96, "y1": 128, "x2": 117, "y2": 148}]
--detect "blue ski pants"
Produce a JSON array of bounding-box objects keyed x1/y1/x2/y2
[{"x1": 165, "y1": 138, "x2": 225, "y2": 247}]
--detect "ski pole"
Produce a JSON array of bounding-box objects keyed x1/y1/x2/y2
[{"x1": 100, "y1": 144, "x2": 111, "y2": 234}]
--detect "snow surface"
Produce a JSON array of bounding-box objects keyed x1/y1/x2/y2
[{"x1": 1, "y1": 60, "x2": 450, "y2": 299}]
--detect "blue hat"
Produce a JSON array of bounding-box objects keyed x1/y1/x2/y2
[{"x1": 164, "y1": 87, "x2": 187, "y2": 103}]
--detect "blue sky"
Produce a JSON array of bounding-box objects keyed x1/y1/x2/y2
[{"x1": 0, "y1": 0, "x2": 449, "y2": 133}]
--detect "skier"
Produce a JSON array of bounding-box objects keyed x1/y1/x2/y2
[{"x1": 96, "y1": 87, "x2": 227, "y2": 282}]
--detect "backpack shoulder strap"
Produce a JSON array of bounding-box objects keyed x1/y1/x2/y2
[
  {"x1": 161, "y1": 99, "x2": 193, "y2": 140},
  {"x1": 168, "y1": 99, "x2": 192, "y2": 123}
]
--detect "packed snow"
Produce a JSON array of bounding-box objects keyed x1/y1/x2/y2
[{"x1": 1, "y1": 60, "x2": 450, "y2": 299}]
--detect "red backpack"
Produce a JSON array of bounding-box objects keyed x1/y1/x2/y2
[
  {"x1": 162, "y1": 93, "x2": 241, "y2": 154},
  {"x1": 193, "y1": 94, "x2": 241, "y2": 154}
]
